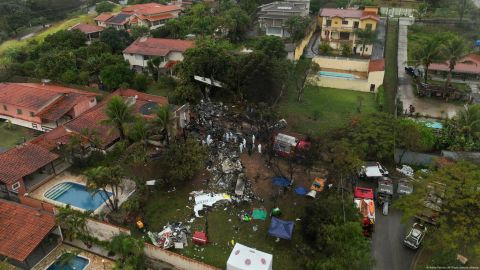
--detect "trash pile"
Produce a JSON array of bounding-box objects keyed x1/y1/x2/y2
[
  {"x1": 396, "y1": 165, "x2": 414, "y2": 178},
  {"x1": 148, "y1": 222, "x2": 190, "y2": 249}
]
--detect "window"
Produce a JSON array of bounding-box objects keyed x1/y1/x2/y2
[
  {"x1": 90, "y1": 98, "x2": 96, "y2": 103},
  {"x1": 11, "y1": 182, "x2": 20, "y2": 191},
  {"x1": 2, "y1": 105, "x2": 6, "y2": 111},
  {"x1": 354, "y1": 21, "x2": 359, "y2": 28},
  {"x1": 366, "y1": 23, "x2": 373, "y2": 30},
  {"x1": 326, "y1": 19, "x2": 332, "y2": 26},
  {"x1": 32, "y1": 123, "x2": 37, "y2": 128},
  {"x1": 340, "y1": 32, "x2": 350, "y2": 40},
  {"x1": 16, "y1": 109, "x2": 22, "y2": 115},
  {"x1": 29, "y1": 112, "x2": 34, "y2": 117},
  {"x1": 342, "y1": 20, "x2": 348, "y2": 25},
  {"x1": 365, "y1": 47, "x2": 368, "y2": 52}
]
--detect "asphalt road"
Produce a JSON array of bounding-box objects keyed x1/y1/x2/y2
[{"x1": 372, "y1": 205, "x2": 417, "y2": 270}]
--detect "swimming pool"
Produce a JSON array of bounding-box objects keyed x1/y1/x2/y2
[
  {"x1": 44, "y1": 182, "x2": 112, "y2": 211},
  {"x1": 318, "y1": 70, "x2": 359, "y2": 80},
  {"x1": 45, "y1": 254, "x2": 89, "y2": 270}
]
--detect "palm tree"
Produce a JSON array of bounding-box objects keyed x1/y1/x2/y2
[
  {"x1": 109, "y1": 234, "x2": 145, "y2": 270},
  {"x1": 411, "y1": 37, "x2": 444, "y2": 83},
  {"x1": 55, "y1": 205, "x2": 91, "y2": 242},
  {"x1": 356, "y1": 28, "x2": 377, "y2": 56},
  {"x1": 153, "y1": 105, "x2": 176, "y2": 145},
  {"x1": 456, "y1": 104, "x2": 480, "y2": 139},
  {"x1": 441, "y1": 37, "x2": 467, "y2": 90},
  {"x1": 103, "y1": 96, "x2": 135, "y2": 141},
  {"x1": 85, "y1": 165, "x2": 124, "y2": 211}
]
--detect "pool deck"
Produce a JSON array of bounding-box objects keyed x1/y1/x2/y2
[
  {"x1": 27, "y1": 171, "x2": 136, "y2": 215},
  {"x1": 320, "y1": 67, "x2": 368, "y2": 79},
  {"x1": 32, "y1": 244, "x2": 115, "y2": 270}
]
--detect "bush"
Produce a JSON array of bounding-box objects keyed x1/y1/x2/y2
[
  {"x1": 318, "y1": 42, "x2": 332, "y2": 55},
  {"x1": 341, "y1": 43, "x2": 352, "y2": 56},
  {"x1": 376, "y1": 85, "x2": 384, "y2": 111},
  {"x1": 96, "y1": 1, "x2": 115, "y2": 13},
  {"x1": 133, "y1": 73, "x2": 149, "y2": 92}
]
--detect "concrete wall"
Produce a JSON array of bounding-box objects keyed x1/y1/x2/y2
[
  {"x1": 72, "y1": 97, "x2": 97, "y2": 118},
  {"x1": 367, "y1": 70, "x2": 385, "y2": 91},
  {"x1": 124, "y1": 52, "x2": 185, "y2": 68},
  {"x1": 85, "y1": 218, "x2": 130, "y2": 241},
  {"x1": 309, "y1": 76, "x2": 371, "y2": 92},
  {"x1": 294, "y1": 25, "x2": 315, "y2": 61},
  {"x1": 144, "y1": 243, "x2": 220, "y2": 270},
  {"x1": 312, "y1": 56, "x2": 369, "y2": 72}
]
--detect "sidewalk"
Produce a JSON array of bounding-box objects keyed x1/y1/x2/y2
[{"x1": 397, "y1": 18, "x2": 462, "y2": 118}]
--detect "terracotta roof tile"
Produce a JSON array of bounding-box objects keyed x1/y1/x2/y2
[
  {"x1": 70, "y1": 23, "x2": 104, "y2": 34},
  {"x1": 429, "y1": 53, "x2": 480, "y2": 74},
  {"x1": 320, "y1": 8, "x2": 380, "y2": 21},
  {"x1": 0, "y1": 200, "x2": 55, "y2": 262},
  {"x1": 0, "y1": 144, "x2": 59, "y2": 185},
  {"x1": 30, "y1": 127, "x2": 73, "y2": 150},
  {"x1": 123, "y1": 37, "x2": 194, "y2": 56},
  {"x1": 94, "y1": 12, "x2": 113, "y2": 22},
  {"x1": 145, "y1": 13, "x2": 175, "y2": 21},
  {"x1": 368, "y1": 59, "x2": 385, "y2": 72},
  {"x1": 122, "y1": 3, "x2": 181, "y2": 15},
  {"x1": 37, "y1": 94, "x2": 88, "y2": 122}
]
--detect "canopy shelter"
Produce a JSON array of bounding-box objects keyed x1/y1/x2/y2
[
  {"x1": 295, "y1": 186, "x2": 308, "y2": 196},
  {"x1": 227, "y1": 243, "x2": 273, "y2": 270},
  {"x1": 268, "y1": 217, "x2": 294, "y2": 240},
  {"x1": 252, "y1": 208, "x2": 267, "y2": 220},
  {"x1": 272, "y1": 177, "x2": 292, "y2": 187}
]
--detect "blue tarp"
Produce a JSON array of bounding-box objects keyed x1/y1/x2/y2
[
  {"x1": 272, "y1": 177, "x2": 292, "y2": 187},
  {"x1": 476, "y1": 40, "x2": 480, "y2": 46},
  {"x1": 268, "y1": 217, "x2": 294, "y2": 240},
  {"x1": 295, "y1": 186, "x2": 308, "y2": 195}
]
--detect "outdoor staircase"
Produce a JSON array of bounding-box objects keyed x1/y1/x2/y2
[{"x1": 44, "y1": 182, "x2": 72, "y2": 200}]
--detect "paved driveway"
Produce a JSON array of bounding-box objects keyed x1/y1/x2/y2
[
  {"x1": 397, "y1": 18, "x2": 462, "y2": 118},
  {"x1": 372, "y1": 208, "x2": 417, "y2": 270},
  {"x1": 372, "y1": 18, "x2": 386, "y2": 60}
]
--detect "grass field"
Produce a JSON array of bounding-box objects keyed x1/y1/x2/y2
[
  {"x1": 0, "y1": 14, "x2": 95, "y2": 60},
  {"x1": 0, "y1": 122, "x2": 34, "y2": 151},
  {"x1": 279, "y1": 85, "x2": 378, "y2": 136}
]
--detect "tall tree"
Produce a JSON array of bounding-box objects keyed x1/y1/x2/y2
[
  {"x1": 153, "y1": 105, "x2": 176, "y2": 145},
  {"x1": 221, "y1": 7, "x2": 251, "y2": 42},
  {"x1": 300, "y1": 191, "x2": 374, "y2": 270},
  {"x1": 413, "y1": 2, "x2": 430, "y2": 21},
  {"x1": 440, "y1": 37, "x2": 467, "y2": 91},
  {"x1": 99, "y1": 63, "x2": 134, "y2": 91},
  {"x1": 284, "y1": 16, "x2": 312, "y2": 43},
  {"x1": 252, "y1": 35, "x2": 286, "y2": 59},
  {"x1": 396, "y1": 119, "x2": 435, "y2": 163},
  {"x1": 411, "y1": 37, "x2": 444, "y2": 83},
  {"x1": 109, "y1": 234, "x2": 145, "y2": 270},
  {"x1": 55, "y1": 205, "x2": 91, "y2": 242},
  {"x1": 395, "y1": 162, "x2": 480, "y2": 254},
  {"x1": 103, "y1": 95, "x2": 135, "y2": 141},
  {"x1": 455, "y1": 104, "x2": 480, "y2": 140},
  {"x1": 100, "y1": 28, "x2": 133, "y2": 53},
  {"x1": 85, "y1": 165, "x2": 125, "y2": 212}
]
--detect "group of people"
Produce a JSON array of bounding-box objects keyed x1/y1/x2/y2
[{"x1": 238, "y1": 134, "x2": 262, "y2": 155}]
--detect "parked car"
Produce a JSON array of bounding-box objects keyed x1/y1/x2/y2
[
  {"x1": 359, "y1": 162, "x2": 389, "y2": 179},
  {"x1": 405, "y1": 66, "x2": 421, "y2": 78},
  {"x1": 404, "y1": 223, "x2": 427, "y2": 249}
]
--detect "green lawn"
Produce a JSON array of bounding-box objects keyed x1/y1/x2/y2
[
  {"x1": 0, "y1": 14, "x2": 95, "y2": 62},
  {"x1": 141, "y1": 180, "x2": 308, "y2": 270},
  {"x1": 279, "y1": 85, "x2": 378, "y2": 136},
  {"x1": 384, "y1": 18, "x2": 398, "y2": 114},
  {"x1": 0, "y1": 122, "x2": 34, "y2": 150}
]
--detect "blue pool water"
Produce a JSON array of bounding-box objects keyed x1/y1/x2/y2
[
  {"x1": 44, "y1": 182, "x2": 112, "y2": 211},
  {"x1": 417, "y1": 119, "x2": 443, "y2": 129},
  {"x1": 319, "y1": 70, "x2": 359, "y2": 79},
  {"x1": 46, "y1": 255, "x2": 89, "y2": 270}
]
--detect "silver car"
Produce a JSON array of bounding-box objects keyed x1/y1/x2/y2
[{"x1": 404, "y1": 223, "x2": 427, "y2": 250}]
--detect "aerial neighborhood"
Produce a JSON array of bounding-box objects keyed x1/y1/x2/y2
[{"x1": 0, "y1": 0, "x2": 479, "y2": 269}]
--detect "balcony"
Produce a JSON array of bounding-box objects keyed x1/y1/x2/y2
[{"x1": 322, "y1": 25, "x2": 357, "y2": 32}]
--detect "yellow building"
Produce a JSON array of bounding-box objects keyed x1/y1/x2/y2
[{"x1": 318, "y1": 7, "x2": 380, "y2": 56}]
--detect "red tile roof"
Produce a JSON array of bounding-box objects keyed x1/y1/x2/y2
[
  {"x1": 429, "y1": 53, "x2": 480, "y2": 75},
  {"x1": 0, "y1": 200, "x2": 55, "y2": 262},
  {"x1": 94, "y1": 12, "x2": 113, "y2": 22},
  {"x1": 0, "y1": 83, "x2": 95, "y2": 113},
  {"x1": 64, "y1": 89, "x2": 169, "y2": 148},
  {"x1": 368, "y1": 59, "x2": 385, "y2": 72},
  {"x1": 123, "y1": 37, "x2": 194, "y2": 56},
  {"x1": 122, "y1": 3, "x2": 181, "y2": 15},
  {"x1": 0, "y1": 144, "x2": 59, "y2": 185},
  {"x1": 70, "y1": 23, "x2": 104, "y2": 34},
  {"x1": 30, "y1": 127, "x2": 73, "y2": 150},
  {"x1": 37, "y1": 94, "x2": 89, "y2": 122},
  {"x1": 320, "y1": 8, "x2": 380, "y2": 21}
]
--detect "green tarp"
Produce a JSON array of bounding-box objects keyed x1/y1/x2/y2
[{"x1": 252, "y1": 208, "x2": 267, "y2": 220}]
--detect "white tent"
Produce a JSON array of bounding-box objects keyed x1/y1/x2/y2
[{"x1": 227, "y1": 243, "x2": 273, "y2": 270}]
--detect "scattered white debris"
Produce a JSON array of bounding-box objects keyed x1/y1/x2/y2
[
  {"x1": 193, "y1": 192, "x2": 232, "y2": 217},
  {"x1": 396, "y1": 165, "x2": 414, "y2": 178}
]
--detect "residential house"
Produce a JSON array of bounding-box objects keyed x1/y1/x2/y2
[
  {"x1": 258, "y1": 0, "x2": 310, "y2": 38},
  {"x1": 0, "y1": 83, "x2": 98, "y2": 132},
  {"x1": 318, "y1": 7, "x2": 380, "y2": 56},
  {"x1": 0, "y1": 143, "x2": 61, "y2": 197},
  {"x1": 123, "y1": 3, "x2": 182, "y2": 29},
  {"x1": 429, "y1": 53, "x2": 480, "y2": 80},
  {"x1": 123, "y1": 37, "x2": 194, "y2": 72},
  {"x1": 0, "y1": 200, "x2": 61, "y2": 269},
  {"x1": 69, "y1": 23, "x2": 104, "y2": 43},
  {"x1": 94, "y1": 3, "x2": 182, "y2": 30}
]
